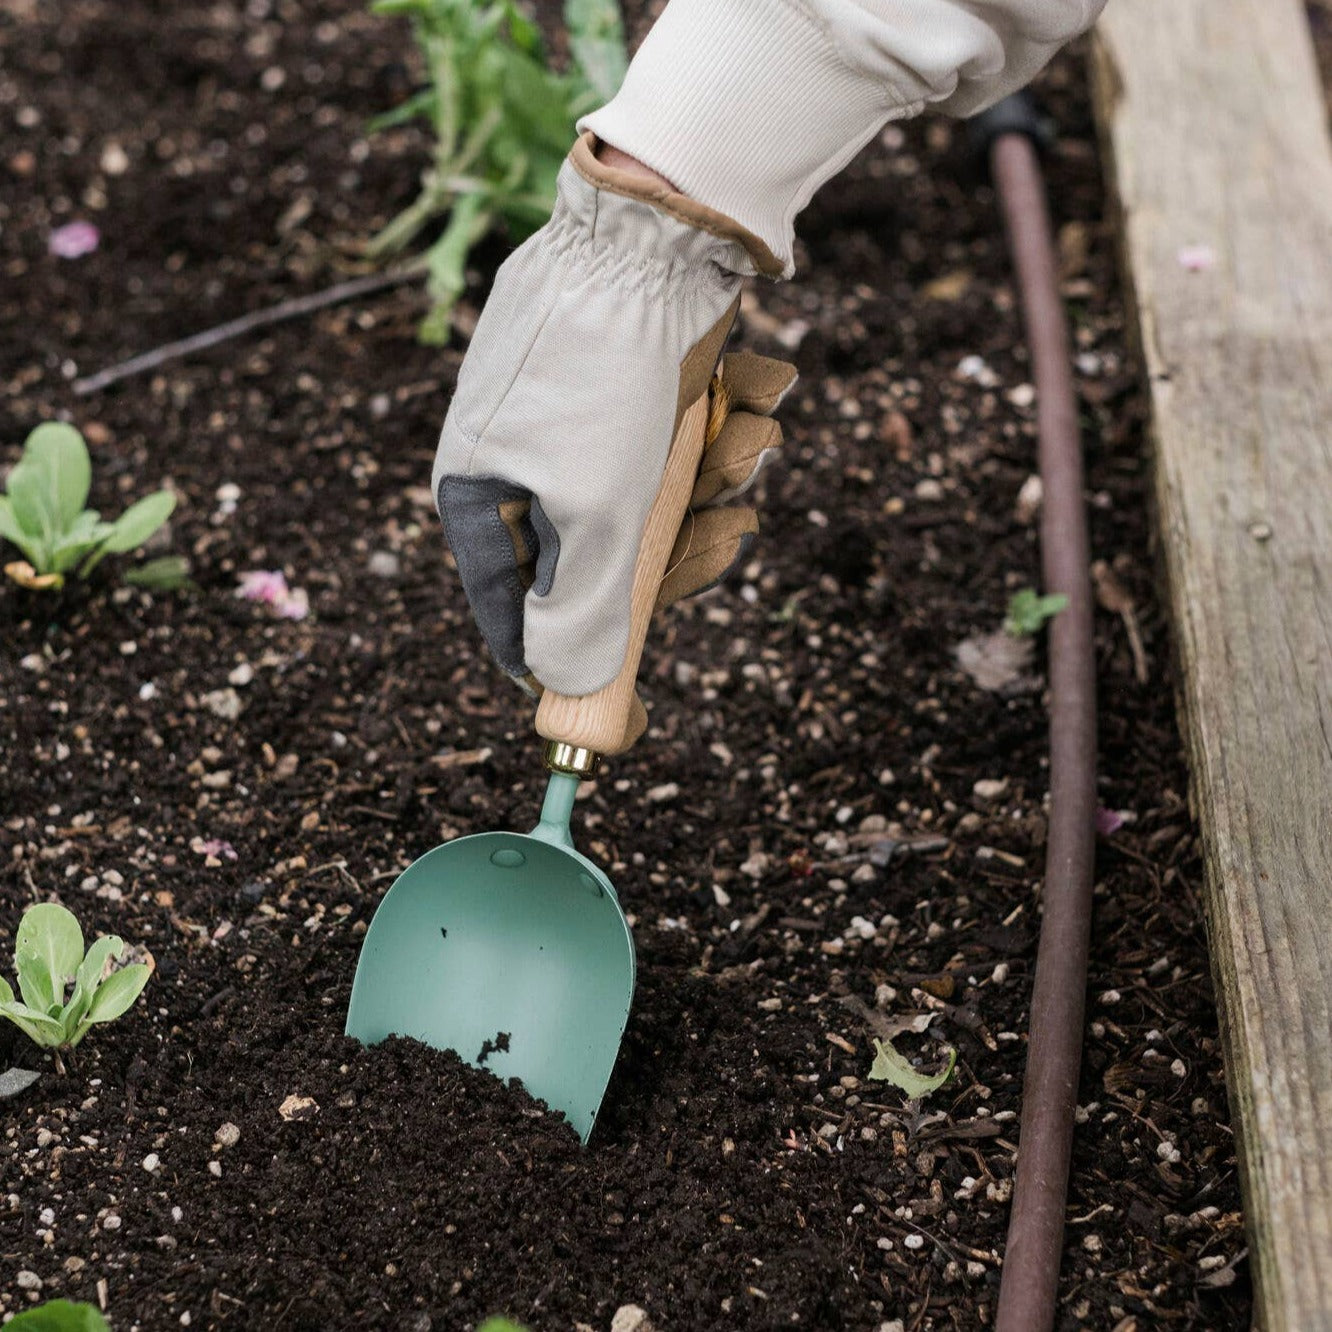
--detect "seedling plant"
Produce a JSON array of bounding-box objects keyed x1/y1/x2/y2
[
  {"x1": 0, "y1": 904, "x2": 151, "y2": 1074},
  {"x1": 0, "y1": 423, "x2": 184, "y2": 590},
  {"x1": 366, "y1": 0, "x2": 626, "y2": 342},
  {"x1": 1004, "y1": 587, "x2": 1069, "y2": 637}
]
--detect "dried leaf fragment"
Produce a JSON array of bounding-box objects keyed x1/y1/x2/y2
[
  {"x1": 868, "y1": 1037, "x2": 956, "y2": 1099},
  {"x1": 954, "y1": 630, "x2": 1038, "y2": 694}
]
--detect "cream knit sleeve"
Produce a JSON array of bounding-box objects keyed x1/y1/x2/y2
[{"x1": 579, "y1": 0, "x2": 1106, "y2": 276}]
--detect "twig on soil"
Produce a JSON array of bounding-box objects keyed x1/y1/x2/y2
[{"x1": 72, "y1": 258, "x2": 429, "y2": 396}]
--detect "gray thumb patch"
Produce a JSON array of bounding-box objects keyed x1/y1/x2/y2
[{"x1": 437, "y1": 474, "x2": 544, "y2": 680}]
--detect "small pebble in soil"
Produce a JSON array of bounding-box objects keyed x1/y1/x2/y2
[
  {"x1": 215, "y1": 1122, "x2": 241, "y2": 1149},
  {"x1": 201, "y1": 688, "x2": 243, "y2": 720},
  {"x1": 16, "y1": 1270, "x2": 42, "y2": 1291},
  {"x1": 903, "y1": 1233, "x2": 925, "y2": 1251},
  {"x1": 142, "y1": 1153, "x2": 160, "y2": 1173},
  {"x1": 610, "y1": 1306, "x2": 656, "y2": 1332},
  {"x1": 1016, "y1": 473, "x2": 1044, "y2": 523},
  {"x1": 208, "y1": 1161, "x2": 223, "y2": 1178}
]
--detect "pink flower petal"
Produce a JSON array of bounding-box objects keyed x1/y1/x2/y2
[
  {"x1": 1095, "y1": 807, "x2": 1127, "y2": 836},
  {"x1": 193, "y1": 837, "x2": 238, "y2": 861},
  {"x1": 237, "y1": 570, "x2": 290, "y2": 604},
  {"x1": 48, "y1": 221, "x2": 101, "y2": 259}
]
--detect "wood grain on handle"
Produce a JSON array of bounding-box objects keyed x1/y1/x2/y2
[{"x1": 535, "y1": 391, "x2": 711, "y2": 755}]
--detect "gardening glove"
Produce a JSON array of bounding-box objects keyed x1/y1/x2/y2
[
  {"x1": 433, "y1": 132, "x2": 793, "y2": 701},
  {"x1": 656, "y1": 350, "x2": 799, "y2": 610}
]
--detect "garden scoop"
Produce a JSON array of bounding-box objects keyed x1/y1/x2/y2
[{"x1": 346, "y1": 352, "x2": 793, "y2": 1141}]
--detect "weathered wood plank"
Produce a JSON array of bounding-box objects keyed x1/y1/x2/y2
[{"x1": 1091, "y1": 3, "x2": 1332, "y2": 1327}]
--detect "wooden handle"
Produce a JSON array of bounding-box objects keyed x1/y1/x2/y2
[{"x1": 535, "y1": 390, "x2": 711, "y2": 755}]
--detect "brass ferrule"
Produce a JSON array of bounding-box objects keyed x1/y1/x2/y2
[{"x1": 543, "y1": 740, "x2": 601, "y2": 779}]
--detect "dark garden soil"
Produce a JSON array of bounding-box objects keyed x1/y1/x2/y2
[{"x1": 1, "y1": 2, "x2": 1250, "y2": 1329}]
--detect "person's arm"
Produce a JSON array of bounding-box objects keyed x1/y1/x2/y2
[{"x1": 581, "y1": 0, "x2": 1106, "y2": 276}]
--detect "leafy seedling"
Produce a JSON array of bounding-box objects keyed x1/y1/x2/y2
[
  {"x1": 868, "y1": 1037, "x2": 957, "y2": 1099},
  {"x1": 5, "y1": 1301, "x2": 111, "y2": 1332},
  {"x1": 365, "y1": 0, "x2": 626, "y2": 342},
  {"x1": 1004, "y1": 587, "x2": 1069, "y2": 637},
  {"x1": 478, "y1": 1320, "x2": 530, "y2": 1332},
  {"x1": 0, "y1": 423, "x2": 178, "y2": 590},
  {"x1": 0, "y1": 903, "x2": 151, "y2": 1074}
]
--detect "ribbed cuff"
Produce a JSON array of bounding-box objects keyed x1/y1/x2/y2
[{"x1": 578, "y1": 0, "x2": 915, "y2": 278}]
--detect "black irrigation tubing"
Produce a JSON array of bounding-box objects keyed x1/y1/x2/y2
[
  {"x1": 71, "y1": 257, "x2": 429, "y2": 397},
  {"x1": 970, "y1": 96, "x2": 1100, "y2": 1332}
]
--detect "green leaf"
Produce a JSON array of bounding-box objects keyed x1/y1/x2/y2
[
  {"x1": 0, "y1": 975, "x2": 12, "y2": 1004},
  {"x1": 25, "y1": 422, "x2": 92, "y2": 531},
  {"x1": 102, "y1": 489, "x2": 175, "y2": 554},
  {"x1": 16, "y1": 904, "x2": 84, "y2": 1007},
  {"x1": 63, "y1": 935, "x2": 122, "y2": 1033},
  {"x1": 15, "y1": 948, "x2": 57, "y2": 1015},
  {"x1": 565, "y1": 0, "x2": 627, "y2": 103},
  {"x1": 0, "y1": 496, "x2": 44, "y2": 565},
  {"x1": 124, "y1": 555, "x2": 191, "y2": 590},
  {"x1": 1004, "y1": 588, "x2": 1070, "y2": 638},
  {"x1": 5, "y1": 457, "x2": 56, "y2": 569},
  {"x1": 867, "y1": 1037, "x2": 957, "y2": 1099},
  {"x1": 49, "y1": 511, "x2": 113, "y2": 574},
  {"x1": 501, "y1": 2, "x2": 543, "y2": 57},
  {"x1": 5, "y1": 1299, "x2": 112, "y2": 1331},
  {"x1": 0, "y1": 998, "x2": 66, "y2": 1049},
  {"x1": 76, "y1": 962, "x2": 150, "y2": 1037},
  {"x1": 477, "y1": 1319, "x2": 531, "y2": 1332},
  {"x1": 367, "y1": 87, "x2": 438, "y2": 133}
]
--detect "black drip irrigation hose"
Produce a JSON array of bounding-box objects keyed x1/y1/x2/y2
[{"x1": 969, "y1": 94, "x2": 1100, "y2": 1332}]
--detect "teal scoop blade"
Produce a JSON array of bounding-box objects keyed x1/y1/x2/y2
[{"x1": 346, "y1": 771, "x2": 635, "y2": 1143}]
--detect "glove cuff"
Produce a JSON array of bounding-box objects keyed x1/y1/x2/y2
[
  {"x1": 567, "y1": 133, "x2": 783, "y2": 280},
  {"x1": 577, "y1": 0, "x2": 914, "y2": 278}
]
